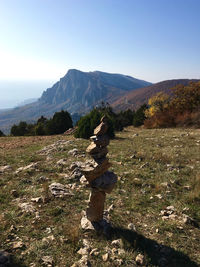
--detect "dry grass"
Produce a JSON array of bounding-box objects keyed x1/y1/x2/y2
[{"x1": 0, "y1": 127, "x2": 200, "y2": 266}]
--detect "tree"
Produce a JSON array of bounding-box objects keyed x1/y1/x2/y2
[
  {"x1": 170, "y1": 82, "x2": 200, "y2": 114},
  {"x1": 75, "y1": 108, "x2": 115, "y2": 139},
  {"x1": 37, "y1": 116, "x2": 48, "y2": 124},
  {"x1": 35, "y1": 122, "x2": 46, "y2": 135},
  {"x1": 133, "y1": 104, "x2": 148, "y2": 127},
  {"x1": 52, "y1": 110, "x2": 73, "y2": 134},
  {"x1": 145, "y1": 92, "x2": 170, "y2": 118},
  {"x1": 0, "y1": 130, "x2": 5, "y2": 137},
  {"x1": 144, "y1": 82, "x2": 200, "y2": 128},
  {"x1": 10, "y1": 121, "x2": 28, "y2": 136},
  {"x1": 45, "y1": 110, "x2": 73, "y2": 135}
]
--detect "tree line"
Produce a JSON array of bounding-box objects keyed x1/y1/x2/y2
[
  {"x1": 10, "y1": 110, "x2": 73, "y2": 136},
  {"x1": 1, "y1": 81, "x2": 198, "y2": 137},
  {"x1": 74, "y1": 102, "x2": 147, "y2": 139}
]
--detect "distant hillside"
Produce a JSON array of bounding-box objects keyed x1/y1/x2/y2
[
  {"x1": 112, "y1": 79, "x2": 200, "y2": 111},
  {"x1": 0, "y1": 69, "x2": 151, "y2": 133},
  {"x1": 16, "y1": 98, "x2": 38, "y2": 107}
]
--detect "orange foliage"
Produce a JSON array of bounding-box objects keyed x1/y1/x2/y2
[{"x1": 144, "y1": 82, "x2": 200, "y2": 128}]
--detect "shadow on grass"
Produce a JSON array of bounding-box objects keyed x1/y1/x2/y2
[
  {"x1": 10, "y1": 262, "x2": 28, "y2": 267},
  {"x1": 113, "y1": 136, "x2": 126, "y2": 141},
  {"x1": 110, "y1": 226, "x2": 198, "y2": 267},
  {"x1": 0, "y1": 251, "x2": 28, "y2": 267}
]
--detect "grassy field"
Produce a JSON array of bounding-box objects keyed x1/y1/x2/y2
[{"x1": 0, "y1": 127, "x2": 199, "y2": 266}]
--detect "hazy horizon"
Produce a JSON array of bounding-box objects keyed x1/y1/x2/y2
[{"x1": 0, "y1": 80, "x2": 55, "y2": 109}]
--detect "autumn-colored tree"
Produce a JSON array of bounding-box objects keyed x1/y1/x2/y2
[
  {"x1": 170, "y1": 82, "x2": 200, "y2": 114},
  {"x1": 145, "y1": 92, "x2": 170, "y2": 118},
  {"x1": 144, "y1": 82, "x2": 200, "y2": 128}
]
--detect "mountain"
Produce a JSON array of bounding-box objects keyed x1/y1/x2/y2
[
  {"x1": 111, "y1": 79, "x2": 200, "y2": 112},
  {"x1": 0, "y1": 69, "x2": 151, "y2": 133},
  {"x1": 39, "y1": 69, "x2": 151, "y2": 113}
]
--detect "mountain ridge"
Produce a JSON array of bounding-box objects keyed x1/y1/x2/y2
[
  {"x1": 0, "y1": 69, "x2": 151, "y2": 133},
  {"x1": 111, "y1": 79, "x2": 200, "y2": 111}
]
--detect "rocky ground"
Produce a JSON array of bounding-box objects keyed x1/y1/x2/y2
[{"x1": 0, "y1": 127, "x2": 200, "y2": 266}]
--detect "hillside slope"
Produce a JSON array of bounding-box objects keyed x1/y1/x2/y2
[{"x1": 112, "y1": 79, "x2": 200, "y2": 111}]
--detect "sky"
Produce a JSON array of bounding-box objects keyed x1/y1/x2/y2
[{"x1": 0, "y1": 0, "x2": 200, "y2": 108}]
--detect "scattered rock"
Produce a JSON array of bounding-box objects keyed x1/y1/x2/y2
[
  {"x1": 57, "y1": 158, "x2": 68, "y2": 166},
  {"x1": 39, "y1": 140, "x2": 72, "y2": 155},
  {"x1": 77, "y1": 247, "x2": 90, "y2": 256},
  {"x1": 12, "y1": 241, "x2": 25, "y2": 249},
  {"x1": 90, "y1": 248, "x2": 99, "y2": 256},
  {"x1": 49, "y1": 182, "x2": 74, "y2": 198},
  {"x1": 168, "y1": 214, "x2": 177, "y2": 220},
  {"x1": 71, "y1": 168, "x2": 83, "y2": 180},
  {"x1": 166, "y1": 206, "x2": 175, "y2": 211},
  {"x1": 71, "y1": 255, "x2": 91, "y2": 267},
  {"x1": 117, "y1": 248, "x2": 125, "y2": 255},
  {"x1": 135, "y1": 253, "x2": 144, "y2": 265},
  {"x1": 182, "y1": 214, "x2": 199, "y2": 227},
  {"x1": 18, "y1": 202, "x2": 35, "y2": 213},
  {"x1": 81, "y1": 214, "x2": 94, "y2": 231},
  {"x1": 68, "y1": 148, "x2": 79, "y2": 157},
  {"x1": 0, "y1": 165, "x2": 12, "y2": 173},
  {"x1": 70, "y1": 161, "x2": 83, "y2": 171},
  {"x1": 10, "y1": 225, "x2": 17, "y2": 233},
  {"x1": 36, "y1": 176, "x2": 49, "y2": 183},
  {"x1": 41, "y1": 256, "x2": 53, "y2": 266},
  {"x1": 31, "y1": 197, "x2": 43, "y2": 203},
  {"x1": 80, "y1": 176, "x2": 87, "y2": 184},
  {"x1": 183, "y1": 185, "x2": 191, "y2": 190},
  {"x1": 15, "y1": 162, "x2": 38, "y2": 173},
  {"x1": 155, "y1": 194, "x2": 162, "y2": 199},
  {"x1": 160, "y1": 182, "x2": 170, "y2": 188},
  {"x1": 128, "y1": 223, "x2": 136, "y2": 231},
  {"x1": 82, "y1": 239, "x2": 90, "y2": 248},
  {"x1": 111, "y1": 239, "x2": 123, "y2": 248},
  {"x1": 42, "y1": 235, "x2": 55, "y2": 244},
  {"x1": 107, "y1": 204, "x2": 115, "y2": 212},
  {"x1": 102, "y1": 253, "x2": 109, "y2": 262}
]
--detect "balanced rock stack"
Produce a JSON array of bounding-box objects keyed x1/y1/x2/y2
[{"x1": 82, "y1": 116, "x2": 117, "y2": 225}]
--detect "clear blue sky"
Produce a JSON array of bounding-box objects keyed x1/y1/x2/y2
[{"x1": 0, "y1": 0, "x2": 200, "y2": 107}]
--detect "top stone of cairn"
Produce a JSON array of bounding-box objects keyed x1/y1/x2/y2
[{"x1": 94, "y1": 116, "x2": 108, "y2": 136}]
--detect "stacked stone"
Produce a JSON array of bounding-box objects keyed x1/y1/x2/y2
[{"x1": 82, "y1": 116, "x2": 117, "y2": 223}]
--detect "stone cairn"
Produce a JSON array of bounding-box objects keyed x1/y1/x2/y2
[{"x1": 81, "y1": 116, "x2": 117, "y2": 232}]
